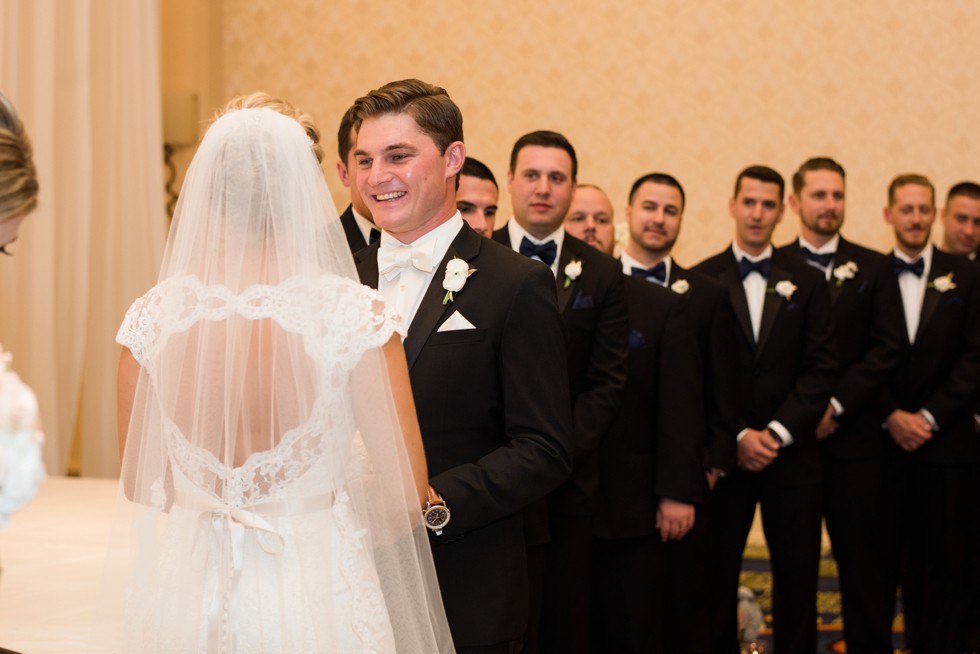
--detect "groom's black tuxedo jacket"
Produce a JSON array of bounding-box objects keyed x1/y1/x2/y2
[
  {"x1": 593, "y1": 275, "x2": 704, "y2": 540},
  {"x1": 492, "y1": 228, "x2": 628, "y2": 516},
  {"x1": 693, "y1": 248, "x2": 838, "y2": 486},
  {"x1": 776, "y1": 237, "x2": 904, "y2": 460},
  {"x1": 355, "y1": 225, "x2": 573, "y2": 647},
  {"x1": 880, "y1": 248, "x2": 980, "y2": 465},
  {"x1": 666, "y1": 262, "x2": 741, "y2": 475}
]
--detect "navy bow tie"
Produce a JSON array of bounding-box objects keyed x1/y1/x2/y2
[
  {"x1": 894, "y1": 256, "x2": 924, "y2": 278},
  {"x1": 369, "y1": 228, "x2": 381, "y2": 245},
  {"x1": 631, "y1": 262, "x2": 667, "y2": 283},
  {"x1": 519, "y1": 236, "x2": 558, "y2": 266},
  {"x1": 737, "y1": 257, "x2": 771, "y2": 280},
  {"x1": 800, "y1": 247, "x2": 834, "y2": 268}
]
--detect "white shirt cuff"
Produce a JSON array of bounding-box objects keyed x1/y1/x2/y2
[
  {"x1": 767, "y1": 421, "x2": 794, "y2": 447},
  {"x1": 829, "y1": 397, "x2": 844, "y2": 417},
  {"x1": 919, "y1": 409, "x2": 938, "y2": 431},
  {"x1": 736, "y1": 428, "x2": 748, "y2": 443}
]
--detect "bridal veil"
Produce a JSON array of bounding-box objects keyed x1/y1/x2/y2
[{"x1": 98, "y1": 106, "x2": 453, "y2": 653}]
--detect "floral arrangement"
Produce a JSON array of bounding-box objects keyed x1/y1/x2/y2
[
  {"x1": 832, "y1": 261, "x2": 858, "y2": 287},
  {"x1": 670, "y1": 278, "x2": 690, "y2": 294},
  {"x1": 929, "y1": 273, "x2": 956, "y2": 293},
  {"x1": 563, "y1": 259, "x2": 582, "y2": 288},
  {"x1": 769, "y1": 280, "x2": 797, "y2": 301},
  {"x1": 442, "y1": 258, "x2": 476, "y2": 304},
  {"x1": 0, "y1": 344, "x2": 45, "y2": 528}
]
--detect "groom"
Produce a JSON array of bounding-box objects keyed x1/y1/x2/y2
[{"x1": 349, "y1": 79, "x2": 573, "y2": 653}]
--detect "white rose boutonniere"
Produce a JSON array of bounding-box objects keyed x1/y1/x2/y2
[
  {"x1": 563, "y1": 259, "x2": 582, "y2": 289},
  {"x1": 442, "y1": 257, "x2": 477, "y2": 304},
  {"x1": 929, "y1": 273, "x2": 956, "y2": 293},
  {"x1": 670, "y1": 278, "x2": 690, "y2": 294},
  {"x1": 832, "y1": 261, "x2": 858, "y2": 287},
  {"x1": 770, "y1": 280, "x2": 798, "y2": 301}
]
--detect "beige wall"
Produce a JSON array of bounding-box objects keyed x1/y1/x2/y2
[{"x1": 164, "y1": 1, "x2": 980, "y2": 264}]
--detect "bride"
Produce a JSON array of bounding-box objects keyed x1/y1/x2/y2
[{"x1": 111, "y1": 94, "x2": 454, "y2": 653}]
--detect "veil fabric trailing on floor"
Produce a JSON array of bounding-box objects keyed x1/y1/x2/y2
[{"x1": 98, "y1": 107, "x2": 453, "y2": 653}]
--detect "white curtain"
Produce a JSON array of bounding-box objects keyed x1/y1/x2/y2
[{"x1": 0, "y1": 0, "x2": 166, "y2": 477}]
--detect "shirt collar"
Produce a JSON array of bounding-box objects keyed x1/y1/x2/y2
[
  {"x1": 732, "y1": 242, "x2": 773, "y2": 263},
  {"x1": 351, "y1": 207, "x2": 376, "y2": 244},
  {"x1": 894, "y1": 242, "x2": 933, "y2": 268},
  {"x1": 798, "y1": 233, "x2": 840, "y2": 255},
  {"x1": 507, "y1": 218, "x2": 565, "y2": 252},
  {"x1": 620, "y1": 251, "x2": 672, "y2": 281},
  {"x1": 379, "y1": 212, "x2": 465, "y2": 266}
]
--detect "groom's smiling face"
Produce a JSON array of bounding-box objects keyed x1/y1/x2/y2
[{"x1": 354, "y1": 112, "x2": 464, "y2": 244}]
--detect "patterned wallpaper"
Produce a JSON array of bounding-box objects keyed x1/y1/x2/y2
[{"x1": 217, "y1": 0, "x2": 980, "y2": 264}]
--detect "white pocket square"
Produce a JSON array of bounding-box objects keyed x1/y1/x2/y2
[{"x1": 438, "y1": 310, "x2": 476, "y2": 332}]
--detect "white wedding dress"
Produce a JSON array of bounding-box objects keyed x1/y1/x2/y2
[{"x1": 114, "y1": 274, "x2": 427, "y2": 653}]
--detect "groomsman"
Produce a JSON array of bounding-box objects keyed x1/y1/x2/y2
[
  {"x1": 350, "y1": 79, "x2": 573, "y2": 653},
  {"x1": 562, "y1": 184, "x2": 617, "y2": 254},
  {"x1": 564, "y1": 183, "x2": 703, "y2": 653},
  {"x1": 455, "y1": 157, "x2": 499, "y2": 237},
  {"x1": 939, "y1": 182, "x2": 980, "y2": 651},
  {"x1": 694, "y1": 165, "x2": 837, "y2": 653},
  {"x1": 878, "y1": 174, "x2": 980, "y2": 653},
  {"x1": 494, "y1": 131, "x2": 628, "y2": 654},
  {"x1": 939, "y1": 181, "x2": 980, "y2": 259},
  {"x1": 335, "y1": 107, "x2": 379, "y2": 252},
  {"x1": 620, "y1": 172, "x2": 740, "y2": 654},
  {"x1": 776, "y1": 157, "x2": 904, "y2": 653}
]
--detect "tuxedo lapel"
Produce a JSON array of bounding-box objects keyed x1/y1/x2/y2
[
  {"x1": 721, "y1": 259, "x2": 755, "y2": 348},
  {"x1": 403, "y1": 227, "x2": 482, "y2": 369},
  {"x1": 758, "y1": 262, "x2": 791, "y2": 354},
  {"x1": 556, "y1": 235, "x2": 579, "y2": 312},
  {"x1": 915, "y1": 256, "x2": 948, "y2": 342}
]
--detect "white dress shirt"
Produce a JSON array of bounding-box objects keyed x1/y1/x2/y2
[
  {"x1": 894, "y1": 243, "x2": 933, "y2": 345},
  {"x1": 505, "y1": 219, "x2": 565, "y2": 277},
  {"x1": 798, "y1": 233, "x2": 840, "y2": 282},
  {"x1": 620, "y1": 252, "x2": 671, "y2": 287},
  {"x1": 377, "y1": 213, "x2": 464, "y2": 334},
  {"x1": 731, "y1": 243, "x2": 772, "y2": 343}
]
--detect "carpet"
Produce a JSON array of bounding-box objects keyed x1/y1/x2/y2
[{"x1": 739, "y1": 543, "x2": 906, "y2": 653}]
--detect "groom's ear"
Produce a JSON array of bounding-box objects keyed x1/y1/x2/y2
[{"x1": 445, "y1": 141, "x2": 465, "y2": 179}]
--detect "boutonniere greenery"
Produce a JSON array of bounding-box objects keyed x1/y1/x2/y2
[
  {"x1": 563, "y1": 259, "x2": 582, "y2": 289},
  {"x1": 442, "y1": 257, "x2": 477, "y2": 304},
  {"x1": 832, "y1": 261, "x2": 858, "y2": 287},
  {"x1": 929, "y1": 272, "x2": 956, "y2": 293},
  {"x1": 670, "y1": 278, "x2": 690, "y2": 294},
  {"x1": 769, "y1": 279, "x2": 798, "y2": 301}
]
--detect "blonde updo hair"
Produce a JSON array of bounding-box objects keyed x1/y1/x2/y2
[
  {"x1": 0, "y1": 93, "x2": 39, "y2": 223},
  {"x1": 213, "y1": 92, "x2": 323, "y2": 164}
]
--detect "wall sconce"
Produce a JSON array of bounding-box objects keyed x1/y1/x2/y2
[{"x1": 162, "y1": 92, "x2": 199, "y2": 218}]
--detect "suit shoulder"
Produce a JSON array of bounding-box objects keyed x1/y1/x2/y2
[
  {"x1": 837, "y1": 238, "x2": 889, "y2": 266},
  {"x1": 566, "y1": 234, "x2": 622, "y2": 276},
  {"x1": 691, "y1": 249, "x2": 731, "y2": 275}
]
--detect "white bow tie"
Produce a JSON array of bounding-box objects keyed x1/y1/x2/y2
[{"x1": 378, "y1": 242, "x2": 435, "y2": 280}]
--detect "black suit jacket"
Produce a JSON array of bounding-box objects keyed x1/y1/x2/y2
[
  {"x1": 355, "y1": 225, "x2": 573, "y2": 646},
  {"x1": 776, "y1": 238, "x2": 904, "y2": 459},
  {"x1": 492, "y1": 228, "x2": 629, "y2": 515},
  {"x1": 340, "y1": 204, "x2": 369, "y2": 254},
  {"x1": 593, "y1": 275, "x2": 704, "y2": 540},
  {"x1": 693, "y1": 248, "x2": 838, "y2": 486},
  {"x1": 881, "y1": 248, "x2": 980, "y2": 465},
  {"x1": 667, "y1": 261, "x2": 741, "y2": 474}
]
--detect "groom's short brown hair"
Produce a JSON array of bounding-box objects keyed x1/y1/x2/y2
[{"x1": 350, "y1": 79, "x2": 463, "y2": 155}]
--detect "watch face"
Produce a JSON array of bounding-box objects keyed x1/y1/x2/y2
[{"x1": 425, "y1": 505, "x2": 450, "y2": 530}]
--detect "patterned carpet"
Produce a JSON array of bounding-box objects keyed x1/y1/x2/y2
[{"x1": 740, "y1": 543, "x2": 906, "y2": 653}]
